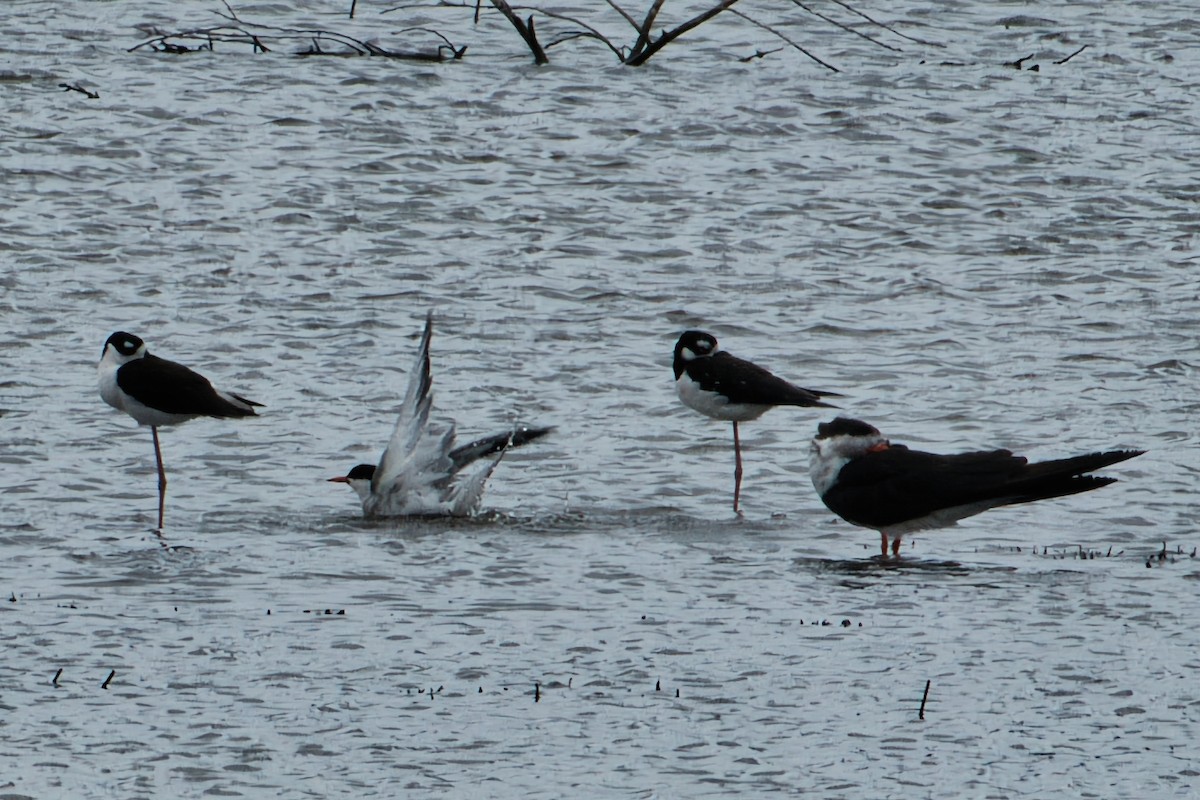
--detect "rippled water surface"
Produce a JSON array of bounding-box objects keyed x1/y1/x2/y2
[{"x1": 2, "y1": 0, "x2": 1198, "y2": 797}]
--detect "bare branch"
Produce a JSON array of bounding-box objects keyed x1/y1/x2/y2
[
  {"x1": 603, "y1": 0, "x2": 640, "y2": 30},
  {"x1": 738, "y1": 47, "x2": 783, "y2": 62},
  {"x1": 729, "y1": 9, "x2": 838, "y2": 72},
  {"x1": 130, "y1": 13, "x2": 455, "y2": 61},
  {"x1": 489, "y1": 0, "x2": 549, "y2": 63},
  {"x1": 827, "y1": 0, "x2": 944, "y2": 48},
  {"x1": 59, "y1": 83, "x2": 99, "y2": 99},
  {"x1": 626, "y1": 0, "x2": 739, "y2": 66},
  {"x1": 1054, "y1": 44, "x2": 1087, "y2": 65},
  {"x1": 627, "y1": 0, "x2": 667, "y2": 63},
  {"x1": 517, "y1": 7, "x2": 623, "y2": 58},
  {"x1": 789, "y1": 0, "x2": 902, "y2": 53}
]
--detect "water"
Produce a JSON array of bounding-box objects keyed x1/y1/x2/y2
[{"x1": 1, "y1": 1, "x2": 1198, "y2": 797}]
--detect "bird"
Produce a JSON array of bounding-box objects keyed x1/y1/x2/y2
[
  {"x1": 328, "y1": 313, "x2": 553, "y2": 517},
  {"x1": 809, "y1": 417, "x2": 1144, "y2": 557},
  {"x1": 673, "y1": 329, "x2": 841, "y2": 513},
  {"x1": 98, "y1": 331, "x2": 262, "y2": 530}
]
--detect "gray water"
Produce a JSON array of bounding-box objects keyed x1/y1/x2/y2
[{"x1": 1, "y1": 1, "x2": 1198, "y2": 797}]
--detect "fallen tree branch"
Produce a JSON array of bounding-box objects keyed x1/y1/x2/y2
[
  {"x1": 789, "y1": 0, "x2": 902, "y2": 52},
  {"x1": 828, "y1": 0, "x2": 944, "y2": 48},
  {"x1": 517, "y1": 7, "x2": 623, "y2": 58},
  {"x1": 59, "y1": 83, "x2": 99, "y2": 99},
  {"x1": 128, "y1": 26, "x2": 269, "y2": 53},
  {"x1": 488, "y1": 0, "x2": 549, "y2": 63},
  {"x1": 129, "y1": 6, "x2": 462, "y2": 61},
  {"x1": 626, "y1": 0, "x2": 666, "y2": 63},
  {"x1": 625, "y1": 0, "x2": 740, "y2": 66},
  {"x1": 1054, "y1": 44, "x2": 1087, "y2": 65},
  {"x1": 602, "y1": 0, "x2": 641, "y2": 31},
  {"x1": 729, "y1": 9, "x2": 838, "y2": 72},
  {"x1": 738, "y1": 47, "x2": 783, "y2": 62}
]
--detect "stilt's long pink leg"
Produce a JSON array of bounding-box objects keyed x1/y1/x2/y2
[
  {"x1": 732, "y1": 421, "x2": 744, "y2": 514},
  {"x1": 151, "y1": 426, "x2": 167, "y2": 530}
]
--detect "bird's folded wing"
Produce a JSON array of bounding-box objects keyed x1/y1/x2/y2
[
  {"x1": 697, "y1": 352, "x2": 835, "y2": 407},
  {"x1": 117, "y1": 355, "x2": 234, "y2": 416},
  {"x1": 826, "y1": 447, "x2": 1028, "y2": 528}
]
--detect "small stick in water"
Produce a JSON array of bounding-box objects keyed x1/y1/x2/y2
[
  {"x1": 919, "y1": 679, "x2": 931, "y2": 720},
  {"x1": 52, "y1": 668, "x2": 63, "y2": 687},
  {"x1": 102, "y1": 670, "x2": 115, "y2": 690}
]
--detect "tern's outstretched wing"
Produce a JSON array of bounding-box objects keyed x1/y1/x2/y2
[
  {"x1": 448, "y1": 426, "x2": 556, "y2": 472},
  {"x1": 440, "y1": 425, "x2": 556, "y2": 515},
  {"x1": 446, "y1": 454, "x2": 504, "y2": 516},
  {"x1": 359, "y1": 313, "x2": 555, "y2": 517},
  {"x1": 369, "y1": 313, "x2": 455, "y2": 510}
]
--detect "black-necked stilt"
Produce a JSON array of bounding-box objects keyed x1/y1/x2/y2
[
  {"x1": 673, "y1": 329, "x2": 840, "y2": 513},
  {"x1": 810, "y1": 417, "x2": 1144, "y2": 557},
  {"x1": 328, "y1": 313, "x2": 553, "y2": 517},
  {"x1": 98, "y1": 331, "x2": 262, "y2": 529}
]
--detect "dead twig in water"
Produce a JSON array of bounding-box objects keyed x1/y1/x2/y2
[
  {"x1": 1054, "y1": 44, "x2": 1087, "y2": 65},
  {"x1": 788, "y1": 0, "x2": 902, "y2": 53},
  {"x1": 489, "y1": 0, "x2": 549, "y2": 63},
  {"x1": 729, "y1": 9, "x2": 838, "y2": 71},
  {"x1": 59, "y1": 83, "x2": 99, "y2": 99},
  {"x1": 827, "y1": 0, "x2": 944, "y2": 48},
  {"x1": 919, "y1": 679, "x2": 931, "y2": 720},
  {"x1": 515, "y1": 7, "x2": 624, "y2": 59},
  {"x1": 131, "y1": 3, "x2": 462, "y2": 61},
  {"x1": 625, "y1": 0, "x2": 741, "y2": 66},
  {"x1": 738, "y1": 47, "x2": 783, "y2": 62}
]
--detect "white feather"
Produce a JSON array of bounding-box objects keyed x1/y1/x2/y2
[
  {"x1": 675, "y1": 372, "x2": 770, "y2": 422},
  {"x1": 355, "y1": 314, "x2": 507, "y2": 518}
]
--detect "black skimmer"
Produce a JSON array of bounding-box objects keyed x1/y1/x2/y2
[
  {"x1": 810, "y1": 417, "x2": 1144, "y2": 557},
  {"x1": 329, "y1": 313, "x2": 553, "y2": 517},
  {"x1": 98, "y1": 331, "x2": 262, "y2": 529},
  {"x1": 673, "y1": 329, "x2": 841, "y2": 513}
]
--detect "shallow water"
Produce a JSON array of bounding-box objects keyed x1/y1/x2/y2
[{"x1": 1, "y1": 0, "x2": 1198, "y2": 797}]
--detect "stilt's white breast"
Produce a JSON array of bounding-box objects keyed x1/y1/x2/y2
[
  {"x1": 809, "y1": 438, "x2": 854, "y2": 499},
  {"x1": 98, "y1": 358, "x2": 128, "y2": 416},
  {"x1": 676, "y1": 372, "x2": 768, "y2": 422},
  {"x1": 97, "y1": 343, "x2": 199, "y2": 427}
]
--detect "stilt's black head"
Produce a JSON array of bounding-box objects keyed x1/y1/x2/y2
[
  {"x1": 103, "y1": 331, "x2": 145, "y2": 359},
  {"x1": 673, "y1": 330, "x2": 719, "y2": 378},
  {"x1": 816, "y1": 417, "x2": 882, "y2": 440}
]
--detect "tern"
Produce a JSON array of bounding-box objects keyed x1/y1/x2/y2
[
  {"x1": 810, "y1": 417, "x2": 1144, "y2": 557},
  {"x1": 329, "y1": 313, "x2": 553, "y2": 517},
  {"x1": 673, "y1": 329, "x2": 840, "y2": 513},
  {"x1": 98, "y1": 331, "x2": 262, "y2": 529}
]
